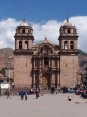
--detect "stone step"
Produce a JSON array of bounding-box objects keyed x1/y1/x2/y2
[{"x1": 40, "y1": 89, "x2": 50, "y2": 94}]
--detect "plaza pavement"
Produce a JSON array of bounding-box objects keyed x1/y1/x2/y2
[{"x1": 0, "y1": 93, "x2": 87, "y2": 117}]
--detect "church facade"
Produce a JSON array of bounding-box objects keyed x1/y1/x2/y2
[{"x1": 14, "y1": 19, "x2": 79, "y2": 89}]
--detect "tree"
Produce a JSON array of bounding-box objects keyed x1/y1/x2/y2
[{"x1": 0, "y1": 68, "x2": 5, "y2": 76}]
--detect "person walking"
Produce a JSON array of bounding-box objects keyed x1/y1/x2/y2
[
  {"x1": 55, "y1": 88, "x2": 58, "y2": 94},
  {"x1": 35, "y1": 89, "x2": 39, "y2": 99},
  {"x1": 20, "y1": 90, "x2": 24, "y2": 100},
  {"x1": 25, "y1": 92, "x2": 27, "y2": 101},
  {"x1": 6, "y1": 89, "x2": 11, "y2": 99}
]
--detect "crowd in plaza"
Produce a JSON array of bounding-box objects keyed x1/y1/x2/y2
[
  {"x1": 3, "y1": 84, "x2": 87, "y2": 101},
  {"x1": 4, "y1": 87, "x2": 41, "y2": 100}
]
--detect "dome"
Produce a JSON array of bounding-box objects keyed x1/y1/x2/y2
[
  {"x1": 64, "y1": 19, "x2": 72, "y2": 27},
  {"x1": 20, "y1": 19, "x2": 29, "y2": 26}
]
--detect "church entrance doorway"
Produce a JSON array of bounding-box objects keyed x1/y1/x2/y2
[{"x1": 41, "y1": 73, "x2": 50, "y2": 89}]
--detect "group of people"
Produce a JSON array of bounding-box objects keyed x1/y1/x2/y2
[
  {"x1": 19, "y1": 88, "x2": 40, "y2": 100},
  {"x1": 50, "y1": 87, "x2": 60, "y2": 94},
  {"x1": 5, "y1": 87, "x2": 73, "y2": 102}
]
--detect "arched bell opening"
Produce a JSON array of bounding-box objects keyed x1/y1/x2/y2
[
  {"x1": 25, "y1": 41, "x2": 28, "y2": 49},
  {"x1": 64, "y1": 41, "x2": 68, "y2": 49},
  {"x1": 70, "y1": 41, "x2": 74, "y2": 49},
  {"x1": 19, "y1": 41, "x2": 22, "y2": 49}
]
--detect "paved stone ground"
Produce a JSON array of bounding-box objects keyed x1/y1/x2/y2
[{"x1": 0, "y1": 93, "x2": 87, "y2": 117}]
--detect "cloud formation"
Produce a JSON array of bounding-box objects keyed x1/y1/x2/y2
[
  {"x1": 0, "y1": 16, "x2": 87, "y2": 52},
  {"x1": 0, "y1": 18, "x2": 21, "y2": 48}
]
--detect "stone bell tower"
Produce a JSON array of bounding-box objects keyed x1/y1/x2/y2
[
  {"x1": 59, "y1": 19, "x2": 79, "y2": 87},
  {"x1": 14, "y1": 19, "x2": 34, "y2": 88}
]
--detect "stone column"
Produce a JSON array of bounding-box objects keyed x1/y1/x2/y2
[
  {"x1": 22, "y1": 40, "x2": 25, "y2": 49},
  {"x1": 16, "y1": 40, "x2": 19, "y2": 49},
  {"x1": 61, "y1": 40, "x2": 64, "y2": 49},
  {"x1": 33, "y1": 59, "x2": 35, "y2": 68},
  {"x1": 68, "y1": 40, "x2": 70, "y2": 49},
  {"x1": 33, "y1": 73, "x2": 36, "y2": 87}
]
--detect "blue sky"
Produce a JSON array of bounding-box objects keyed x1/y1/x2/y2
[
  {"x1": 0, "y1": 0, "x2": 87, "y2": 22},
  {"x1": 0, "y1": 0, "x2": 87, "y2": 52}
]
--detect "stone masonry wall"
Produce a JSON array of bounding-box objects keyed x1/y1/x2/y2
[
  {"x1": 14, "y1": 54, "x2": 32, "y2": 89},
  {"x1": 60, "y1": 55, "x2": 79, "y2": 87}
]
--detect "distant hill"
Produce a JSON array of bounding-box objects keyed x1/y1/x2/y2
[
  {"x1": 78, "y1": 50, "x2": 87, "y2": 73},
  {"x1": 0, "y1": 48, "x2": 14, "y2": 68},
  {"x1": 78, "y1": 50, "x2": 87, "y2": 61},
  {"x1": 0, "y1": 48, "x2": 87, "y2": 73}
]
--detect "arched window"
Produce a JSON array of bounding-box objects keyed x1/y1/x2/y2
[
  {"x1": 44, "y1": 57, "x2": 49, "y2": 65},
  {"x1": 68, "y1": 28, "x2": 70, "y2": 33},
  {"x1": 25, "y1": 41, "x2": 28, "y2": 49},
  {"x1": 70, "y1": 41, "x2": 74, "y2": 49},
  {"x1": 22, "y1": 29, "x2": 25, "y2": 33},
  {"x1": 64, "y1": 41, "x2": 68, "y2": 49},
  {"x1": 19, "y1": 41, "x2": 22, "y2": 49}
]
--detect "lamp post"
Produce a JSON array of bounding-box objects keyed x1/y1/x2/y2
[
  {"x1": 8, "y1": 62, "x2": 10, "y2": 91},
  {"x1": 8, "y1": 56, "x2": 13, "y2": 91},
  {"x1": 0, "y1": 77, "x2": 1, "y2": 96}
]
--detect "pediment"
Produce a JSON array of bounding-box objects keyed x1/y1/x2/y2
[
  {"x1": 36, "y1": 38, "x2": 55, "y2": 55},
  {"x1": 38, "y1": 38, "x2": 55, "y2": 48}
]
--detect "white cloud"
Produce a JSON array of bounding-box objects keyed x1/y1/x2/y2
[
  {"x1": 70, "y1": 16, "x2": 87, "y2": 52},
  {"x1": 0, "y1": 18, "x2": 21, "y2": 48},
  {"x1": 32, "y1": 20, "x2": 62, "y2": 44},
  {"x1": 0, "y1": 17, "x2": 87, "y2": 52}
]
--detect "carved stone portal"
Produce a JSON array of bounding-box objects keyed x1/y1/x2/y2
[{"x1": 41, "y1": 73, "x2": 50, "y2": 89}]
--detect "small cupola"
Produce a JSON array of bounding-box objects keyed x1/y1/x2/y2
[
  {"x1": 20, "y1": 19, "x2": 29, "y2": 26},
  {"x1": 15, "y1": 19, "x2": 33, "y2": 36},
  {"x1": 60, "y1": 19, "x2": 77, "y2": 35},
  {"x1": 64, "y1": 19, "x2": 72, "y2": 27}
]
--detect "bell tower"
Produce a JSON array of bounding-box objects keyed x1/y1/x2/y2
[
  {"x1": 59, "y1": 19, "x2": 78, "y2": 52},
  {"x1": 14, "y1": 19, "x2": 34, "y2": 89},
  {"x1": 59, "y1": 19, "x2": 79, "y2": 87},
  {"x1": 14, "y1": 19, "x2": 34, "y2": 52}
]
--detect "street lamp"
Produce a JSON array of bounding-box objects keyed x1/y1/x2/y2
[
  {"x1": 8, "y1": 56, "x2": 13, "y2": 91},
  {"x1": 0, "y1": 77, "x2": 1, "y2": 96},
  {"x1": 8, "y1": 62, "x2": 10, "y2": 91}
]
